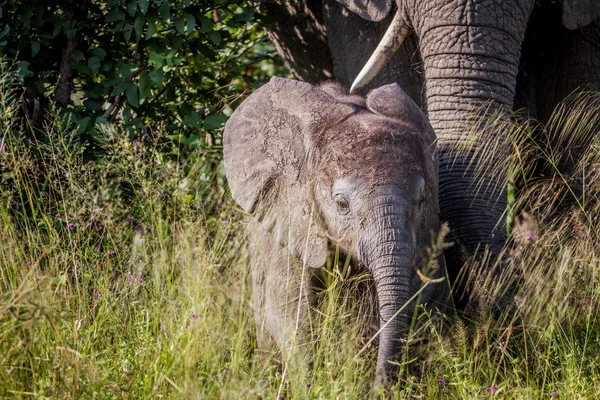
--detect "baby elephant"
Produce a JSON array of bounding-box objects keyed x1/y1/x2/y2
[{"x1": 223, "y1": 77, "x2": 450, "y2": 385}]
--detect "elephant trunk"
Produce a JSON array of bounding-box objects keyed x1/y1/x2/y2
[
  {"x1": 413, "y1": 6, "x2": 534, "y2": 264},
  {"x1": 360, "y1": 194, "x2": 414, "y2": 384}
]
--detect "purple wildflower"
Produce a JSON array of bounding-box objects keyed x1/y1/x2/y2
[
  {"x1": 519, "y1": 245, "x2": 524, "y2": 250},
  {"x1": 127, "y1": 259, "x2": 133, "y2": 265},
  {"x1": 468, "y1": 372, "x2": 473, "y2": 376},
  {"x1": 551, "y1": 392, "x2": 558, "y2": 397},
  {"x1": 138, "y1": 238, "x2": 144, "y2": 243},
  {"x1": 135, "y1": 225, "x2": 142, "y2": 232},
  {"x1": 109, "y1": 250, "x2": 116, "y2": 256},
  {"x1": 186, "y1": 323, "x2": 189, "y2": 329},
  {"x1": 438, "y1": 378, "x2": 448, "y2": 387},
  {"x1": 221, "y1": 220, "x2": 229, "y2": 225},
  {"x1": 67, "y1": 223, "x2": 74, "y2": 228},
  {"x1": 55, "y1": 213, "x2": 61, "y2": 218},
  {"x1": 138, "y1": 278, "x2": 143, "y2": 283},
  {"x1": 485, "y1": 386, "x2": 498, "y2": 393},
  {"x1": 306, "y1": 383, "x2": 311, "y2": 388},
  {"x1": 95, "y1": 246, "x2": 100, "y2": 252},
  {"x1": 192, "y1": 313, "x2": 198, "y2": 319}
]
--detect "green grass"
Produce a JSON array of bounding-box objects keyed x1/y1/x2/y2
[{"x1": 1, "y1": 74, "x2": 600, "y2": 398}]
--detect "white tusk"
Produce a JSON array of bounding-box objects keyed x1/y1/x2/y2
[{"x1": 350, "y1": 10, "x2": 409, "y2": 94}]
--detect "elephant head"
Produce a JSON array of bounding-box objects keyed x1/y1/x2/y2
[
  {"x1": 318, "y1": 0, "x2": 600, "y2": 282},
  {"x1": 223, "y1": 77, "x2": 448, "y2": 383}
]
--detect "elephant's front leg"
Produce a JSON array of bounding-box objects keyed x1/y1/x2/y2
[{"x1": 248, "y1": 225, "x2": 316, "y2": 371}]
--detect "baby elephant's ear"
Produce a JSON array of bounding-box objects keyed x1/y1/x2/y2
[
  {"x1": 365, "y1": 83, "x2": 436, "y2": 145},
  {"x1": 223, "y1": 77, "x2": 357, "y2": 268}
]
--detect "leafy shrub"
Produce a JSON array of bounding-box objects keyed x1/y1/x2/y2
[{"x1": 0, "y1": 0, "x2": 287, "y2": 157}]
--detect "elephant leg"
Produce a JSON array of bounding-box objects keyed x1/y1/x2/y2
[{"x1": 248, "y1": 224, "x2": 316, "y2": 368}]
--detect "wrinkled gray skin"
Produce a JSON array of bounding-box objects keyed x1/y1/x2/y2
[
  {"x1": 223, "y1": 77, "x2": 450, "y2": 384},
  {"x1": 260, "y1": 0, "x2": 600, "y2": 298}
]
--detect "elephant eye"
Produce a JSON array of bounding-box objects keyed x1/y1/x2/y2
[{"x1": 335, "y1": 194, "x2": 350, "y2": 215}]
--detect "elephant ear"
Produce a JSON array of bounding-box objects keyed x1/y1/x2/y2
[
  {"x1": 223, "y1": 77, "x2": 358, "y2": 268},
  {"x1": 365, "y1": 83, "x2": 435, "y2": 145},
  {"x1": 334, "y1": 0, "x2": 392, "y2": 21},
  {"x1": 562, "y1": 0, "x2": 600, "y2": 30}
]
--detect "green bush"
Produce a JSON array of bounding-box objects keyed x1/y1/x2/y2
[{"x1": 0, "y1": 0, "x2": 286, "y2": 156}]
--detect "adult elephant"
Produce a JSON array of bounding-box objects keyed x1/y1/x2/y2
[{"x1": 260, "y1": 0, "x2": 600, "y2": 289}]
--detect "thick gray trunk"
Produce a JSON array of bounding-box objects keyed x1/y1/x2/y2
[{"x1": 414, "y1": 10, "x2": 533, "y2": 262}]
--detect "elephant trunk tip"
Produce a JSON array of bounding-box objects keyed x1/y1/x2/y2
[{"x1": 350, "y1": 10, "x2": 409, "y2": 93}]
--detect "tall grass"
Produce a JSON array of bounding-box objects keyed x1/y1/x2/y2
[{"x1": 1, "y1": 64, "x2": 600, "y2": 398}]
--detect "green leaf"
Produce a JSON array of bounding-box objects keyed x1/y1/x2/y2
[
  {"x1": 208, "y1": 31, "x2": 221, "y2": 45},
  {"x1": 0, "y1": 25, "x2": 10, "y2": 39},
  {"x1": 183, "y1": 114, "x2": 202, "y2": 128},
  {"x1": 174, "y1": 17, "x2": 185, "y2": 35},
  {"x1": 186, "y1": 14, "x2": 196, "y2": 34},
  {"x1": 105, "y1": 10, "x2": 126, "y2": 23},
  {"x1": 127, "y1": 0, "x2": 137, "y2": 17},
  {"x1": 181, "y1": 134, "x2": 201, "y2": 147},
  {"x1": 17, "y1": 61, "x2": 34, "y2": 83},
  {"x1": 31, "y1": 41, "x2": 40, "y2": 57},
  {"x1": 88, "y1": 56, "x2": 102, "y2": 72},
  {"x1": 200, "y1": 17, "x2": 213, "y2": 33},
  {"x1": 76, "y1": 117, "x2": 91, "y2": 135},
  {"x1": 91, "y1": 47, "x2": 107, "y2": 58},
  {"x1": 123, "y1": 23, "x2": 133, "y2": 42},
  {"x1": 95, "y1": 116, "x2": 108, "y2": 126},
  {"x1": 148, "y1": 52, "x2": 164, "y2": 67},
  {"x1": 145, "y1": 18, "x2": 156, "y2": 39},
  {"x1": 138, "y1": 73, "x2": 152, "y2": 98},
  {"x1": 116, "y1": 62, "x2": 137, "y2": 78},
  {"x1": 149, "y1": 69, "x2": 164, "y2": 86},
  {"x1": 234, "y1": 10, "x2": 254, "y2": 22},
  {"x1": 126, "y1": 83, "x2": 139, "y2": 107},
  {"x1": 138, "y1": 0, "x2": 149, "y2": 15},
  {"x1": 70, "y1": 50, "x2": 85, "y2": 61},
  {"x1": 159, "y1": 2, "x2": 170, "y2": 20},
  {"x1": 204, "y1": 114, "x2": 226, "y2": 130},
  {"x1": 111, "y1": 80, "x2": 129, "y2": 95},
  {"x1": 134, "y1": 15, "x2": 145, "y2": 42}
]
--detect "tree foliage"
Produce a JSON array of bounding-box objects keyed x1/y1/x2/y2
[{"x1": 0, "y1": 0, "x2": 285, "y2": 151}]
